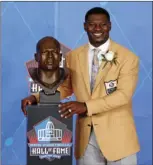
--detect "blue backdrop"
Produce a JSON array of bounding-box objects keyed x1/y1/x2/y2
[{"x1": 1, "y1": 2, "x2": 152, "y2": 165}]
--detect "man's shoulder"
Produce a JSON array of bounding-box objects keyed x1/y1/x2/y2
[
  {"x1": 67, "y1": 44, "x2": 88, "y2": 57},
  {"x1": 112, "y1": 40, "x2": 139, "y2": 61}
]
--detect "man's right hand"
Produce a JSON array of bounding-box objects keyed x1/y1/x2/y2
[{"x1": 21, "y1": 95, "x2": 37, "y2": 116}]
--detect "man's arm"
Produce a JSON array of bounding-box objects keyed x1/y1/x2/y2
[
  {"x1": 59, "y1": 52, "x2": 73, "y2": 100},
  {"x1": 86, "y1": 56, "x2": 139, "y2": 116},
  {"x1": 32, "y1": 92, "x2": 39, "y2": 102}
]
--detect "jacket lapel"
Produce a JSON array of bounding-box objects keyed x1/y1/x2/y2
[
  {"x1": 77, "y1": 44, "x2": 91, "y2": 95},
  {"x1": 92, "y1": 40, "x2": 116, "y2": 93}
]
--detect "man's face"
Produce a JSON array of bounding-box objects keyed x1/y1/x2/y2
[
  {"x1": 36, "y1": 39, "x2": 61, "y2": 71},
  {"x1": 84, "y1": 14, "x2": 111, "y2": 47}
]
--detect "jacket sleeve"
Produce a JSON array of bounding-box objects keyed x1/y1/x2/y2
[
  {"x1": 58, "y1": 52, "x2": 73, "y2": 100},
  {"x1": 32, "y1": 92, "x2": 39, "y2": 103},
  {"x1": 86, "y1": 56, "x2": 139, "y2": 116}
]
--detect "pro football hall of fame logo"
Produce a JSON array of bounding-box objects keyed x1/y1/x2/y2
[{"x1": 27, "y1": 116, "x2": 72, "y2": 161}]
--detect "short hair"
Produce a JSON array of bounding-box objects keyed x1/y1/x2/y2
[
  {"x1": 85, "y1": 7, "x2": 110, "y2": 22},
  {"x1": 36, "y1": 36, "x2": 60, "y2": 52}
]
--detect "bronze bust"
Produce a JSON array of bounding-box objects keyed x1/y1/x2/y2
[
  {"x1": 28, "y1": 36, "x2": 68, "y2": 103},
  {"x1": 21, "y1": 36, "x2": 69, "y2": 114}
]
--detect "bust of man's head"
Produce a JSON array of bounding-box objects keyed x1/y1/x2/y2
[
  {"x1": 28, "y1": 36, "x2": 67, "y2": 94},
  {"x1": 35, "y1": 36, "x2": 61, "y2": 71}
]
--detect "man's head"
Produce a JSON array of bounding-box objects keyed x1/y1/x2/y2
[
  {"x1": 84, "y1": 7, "x2": 111, "y2": 47},
  {"x1": 35, "y1": 36, "x2": 61, "y2": 71}
]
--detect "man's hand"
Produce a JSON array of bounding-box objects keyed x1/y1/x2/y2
[
  {"x1": 58, "y1": 101, "x2": 87, "y2": 118},
  {"x1": 21, "y1": 95, "x2": 37, "y2": 116}
]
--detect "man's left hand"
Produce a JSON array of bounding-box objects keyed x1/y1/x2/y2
[{"x1": 58, "y1": 101, "x2": 87, "y2": 118}]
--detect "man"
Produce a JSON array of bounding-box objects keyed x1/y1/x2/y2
[
  {"x1": 58, "y1": 7, "x2": 140, "y2": 165},
  {"x1": 22, "y1": 7, "x2": 140, "y2": 165}
]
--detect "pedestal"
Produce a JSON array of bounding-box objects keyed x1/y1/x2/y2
[{"x1": 26, "y1": 100, "x2": 74, "y2": 165}]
